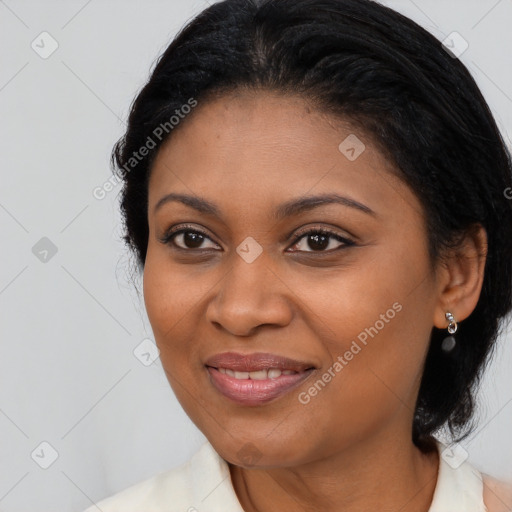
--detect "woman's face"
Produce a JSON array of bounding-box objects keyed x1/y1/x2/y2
[{"x1": 143, "y1": 89, "x2": 442, "y2": 467}]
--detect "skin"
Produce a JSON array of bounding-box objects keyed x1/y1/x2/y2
[{"x1": 143, "y1": 89, "x2": 487, "y2": 512}]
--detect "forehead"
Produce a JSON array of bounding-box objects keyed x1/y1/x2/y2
[{"x1": 147, "y1": 89, "x2": 419, "y2": 222}]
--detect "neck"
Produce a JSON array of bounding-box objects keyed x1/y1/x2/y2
[{"x1": 229, "y1": 428, "x2": 439, "y2": 512}]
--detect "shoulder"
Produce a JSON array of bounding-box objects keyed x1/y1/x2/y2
[
  {"x1": 82, "y1": 442, "x2": 217, "y2": 512},
  {"x1": 82, "y1": 462, "x2": 193, "y2": 512},
  {"x1": 482, "y1": 474, "x2": 512, "y2": 512}
]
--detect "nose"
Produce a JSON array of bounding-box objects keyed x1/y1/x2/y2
[{"x1": 204, "y1": 250, "x2": 293, "y2": 337}]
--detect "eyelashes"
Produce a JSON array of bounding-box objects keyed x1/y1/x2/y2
[
  {"x1": 289, "y1": 228, "x2": 354, "y2": 252},
  {"x1": 160, "y1": 226, "x2": 217, "y2": 251},
  {"x1": 159, "y1": 224, "x2": 355, "y2": 254}
]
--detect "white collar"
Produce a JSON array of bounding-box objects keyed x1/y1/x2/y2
[{"x1": 188, "y1": 439, "x2": 486, "y2": 512}]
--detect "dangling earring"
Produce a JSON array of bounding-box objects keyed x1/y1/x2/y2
[{"x1": 441, "y1": 311, "x2": 457, "y2": 352}]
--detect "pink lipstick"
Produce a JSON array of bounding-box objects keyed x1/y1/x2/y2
[{"x1": 205, "y1": 352, "x2": 315, "y2": 405}]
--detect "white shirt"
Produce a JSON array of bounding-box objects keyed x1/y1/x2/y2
[{"x1": 83, "y1": 440, "x2": 499, "y2": 511}]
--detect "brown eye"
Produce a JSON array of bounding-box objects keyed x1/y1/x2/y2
[
  {"x1": 160, "y1": 226, "x2": 220, "y2": 251},
  {"x1": 288, "y1": 229, "x2": 354, "y2": 253}
]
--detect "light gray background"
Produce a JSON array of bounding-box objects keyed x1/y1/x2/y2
[{"x1": 1, "y1": 1, "x2": 511, "y2": 511}]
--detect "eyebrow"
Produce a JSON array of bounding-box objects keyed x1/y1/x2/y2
[{"x1": 153, "y1": 192, "x2": 376, "y2": 219}]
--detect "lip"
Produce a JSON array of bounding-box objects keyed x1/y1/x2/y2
[
  {"x1": 205, "y1": 352, "x2": 316, "y2": 406},
  {"x1": 204, "y1": 352, "x2": 315, "y2": 372}
]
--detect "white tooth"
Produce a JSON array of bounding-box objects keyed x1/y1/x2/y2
[
  {"x1": 282, "y1": 370, "x2": 295, "y2": 375},
  {"x1": 268, "y1": 368, "x2": 282, "y2": 379},
  {"x1": 225, "y1": 368, "x2": 236, "y2": 377},
  {"x1": 248, "y1": 369, "x2": 268, "y2": 380},
  {"x1": 234, "y1": 371, "x2": 249, "y2": 379},
  {"x1": 218, "y1": 368, "x2": 226, "y2": 374}
]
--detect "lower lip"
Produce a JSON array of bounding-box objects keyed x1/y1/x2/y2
[{"x1": 206, "y1": 366, "x2": 314, "y2": 406}]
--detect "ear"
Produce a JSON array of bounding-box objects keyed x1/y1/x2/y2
[{"x1": 433, "y1": 224, "x2": 488, "y2": 329}]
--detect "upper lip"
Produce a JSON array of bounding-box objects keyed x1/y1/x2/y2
[{"x1": 205, "y1": 352, "x2": 315, "y2": 372}]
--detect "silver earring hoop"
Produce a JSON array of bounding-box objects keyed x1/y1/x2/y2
[{"x1": 441, "y1": 311, "x2": 457, "y2": 352}]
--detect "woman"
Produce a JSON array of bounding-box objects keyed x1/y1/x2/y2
[{"x1": 84, "y1": 0, "x2": 512, "y2": 510}]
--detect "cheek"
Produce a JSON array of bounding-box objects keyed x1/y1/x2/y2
[
  {"x1": 142, "y1": 246, "x2": 208, "y2": 372},
  {"x1": 143, "y1": 244, "x2": 206, "y2": 338},
  {"x1": 291, "y1": 248, "x2": 434, "y2": 427},
  {"x1": 291, "y1": 305, "x2": 430, "y2": 456},
  {"x1": 142, "y1": 249, "x2": 211, "y2": 416}
]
